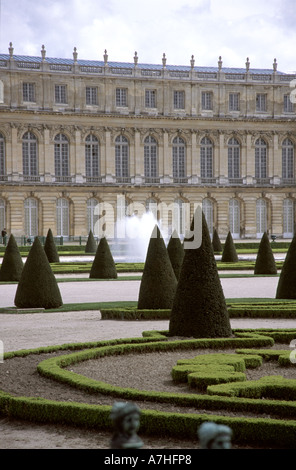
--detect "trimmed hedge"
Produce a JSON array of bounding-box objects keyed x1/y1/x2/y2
[
  {"x1": 100, "y1": 300, "x2": 296, "y2": 320},
  {"x1": 2, "y1": 330, "x2": 296, "y2": 447}
]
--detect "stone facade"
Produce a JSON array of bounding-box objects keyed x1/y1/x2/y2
[{"x1": 0, "y1": 44, "x2": 295, "y2": 240}]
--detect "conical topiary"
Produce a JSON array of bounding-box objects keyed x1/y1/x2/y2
[
  {"x1": 167, "y1": 230, "x2": 184, "y2": 280},
  {"x1": 221, "y1": 231, "x2": 238, "y2": 262},
  {"x1": 138, "y1": 225, "x2": 177, "y2": 309},
  {"x1": 0, "y1": 234, "x2": 23, "y2": 281},
  {"x1": 169, "y1": 208, "x2": 232, "y2": 338},
  {"x1": 276, "y1": 235, "x2": 296, "y2": 299},
  {"x1": 212, "y1": 228, "x2": 222, "y2": 253},
  {"x1": 14, "y1": 237, "x2": 63, "y2": 309},
  {"x1": 85, "y1": 230, "x2": 97, "y2": 253},
  {"x1": 254, "y1": 232, "x2": 277, "y2": 275},
  {"x1": 44, "y1": 229, "x2": 60, "y2": 263},
  {"x1": 89, "y1": 237, "x2": 117, "y2": 279}
]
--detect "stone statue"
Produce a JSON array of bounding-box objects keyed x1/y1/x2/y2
[
  {"x1": 198, "y1": 422, "x2": 232, "y2": 449},
  {"x1": 110, "y1": 402, "x2": 143, "y2": 449}
]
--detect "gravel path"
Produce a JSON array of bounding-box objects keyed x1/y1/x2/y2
[{"x1": 0, "y1": 275, "x2": 295, "y2": 450}]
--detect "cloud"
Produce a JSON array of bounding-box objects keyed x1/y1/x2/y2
[{"x1": 1, "y1": 0, "x2": 295, "y2": 71}]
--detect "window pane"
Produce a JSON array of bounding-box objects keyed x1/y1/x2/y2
[
  {"x1": 202, "y1": 92, "x2": 213, "y2": 110},
  {"x1": 144, "y1": 136, "x2": 158, "y2": 177},
  {"x1": 25, "y1": 198, "x2": 38, "y2": 237},
  {"x1": 54, "y1": 134, "x2": 69, "y2": 177},
  {"x1": 115, "y1": 136, "x2": 129, "y2": 177},
  {"x1": 256, "y1": 94, "x2": 267, "y2": 112},
  {"x1": 23, "y1": 83, "x2": 35, "y2": 102},
  {"x1": 56, "y1": 198, "x2": 69, "y2": 237},
  {"x1": 174, "y1": 91, "x2": 185, "y2": 109},
  {"x1": 116, "y1": 88, "x2": 127, "y2": 107},
  {"x1": 145, "y1": 90, "x2": 156, "y2": 108},
  {"x1": 85, "y1": 135, "x2": 99, "y2": 177},
  {"x1": 255, "y1": 139, "x2": 267, "y2": 179},
  {"x1": 55, "y1": 85, "x2": 67, "y2": 104},
  {"x1": 228, "y1": 138, "x2": 240, "y2": 178},
  {"x1": 172, "y1": 137, "x2": 185, "y2": 178},
  {"x1": 229, "y1": 93, "x2": 240, "y2": 111},
  {"x1": 282, "y1": 139, "x2": 294, "y2": 180},
  {"x1": 200, "y1": 137, "x2": 213, "y2": 178},
  {"x1": 86, "y1": 87, "x2": 98, "y2": 105},
  {"x1": 256, "y1": 199, "x2": 267, "y2": 237},
  {"x1": 229, "y1": 199, "x2": 240, "y2": 237},
  {"x1": 22, "y1": 132, "x2": 37, "y2": 176},
  {"x1": 284, "y1": 94, "x2": 294, "y2": 113}
]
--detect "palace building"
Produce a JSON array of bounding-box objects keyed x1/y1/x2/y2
[{"x1": 0, "y1": 43, "x2": 295, "y2": 241}]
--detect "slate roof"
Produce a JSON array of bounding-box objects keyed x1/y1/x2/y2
[{"x1": 0, "y1": 53, "x2": 289, "y2": 75}]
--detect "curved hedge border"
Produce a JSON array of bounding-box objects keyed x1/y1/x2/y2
[{"x1": 1, "y1": 330, "x2": 296, "y2": 447}]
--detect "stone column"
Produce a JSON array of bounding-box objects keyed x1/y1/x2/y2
[
  {"x1": 75, "y1": 128, "x2": 84, "y2": 183},
  {"x1": 105, "y1": 129, "x2": 114, "y2": 183},
  {"x1": 44, "y1": 128, "x2": 53, "y2": 183}
]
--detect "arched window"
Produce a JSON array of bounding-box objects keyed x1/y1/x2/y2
[
  {"x1": 0, "y1": 133, "x2": 5, "y2": 176},
  {"x1": 256, "y1": 198, "x2": 267, "y2": 238},
  {"x1": 202, "y1": 198, "x2": 213, "y2": 236},
  {"x1": 255, "y1": 138, "x2": 268, "y2": 180},
  {"x1": 22, "y1": 132, "x2": 38, "y2": 177},
  {"x1": 172, "y1": 137, "x2": 186, "y2": 180},
  {"x1": 0, "y1": 198, "x2": 6, "y2": 232},
  {"x1": 228, "y1": 138, "x2": 240, "y2": 180},
  {"x1": 87, "y1": 198, "x2": 99, "y2": 236},
  {"x1": 283, "y1": 198, "x2": 295, "y2": 238},
  {"x1": 24, "y1": 198, "x2": 38, "y2": 237},
  {"x1": 144, "y1": 136, "x2": 158, "y2": 179},
  {"x1": 54, "y1": 134, "x2": 69, "y2": 180},
  {"x1": 282, "y1": 138, "x2": 294, "y2": 182},
  {"x1": 200, "y1": 137, "x2": 213, "y2": 179},
  {"x1": 115, "y1": 135, "x2": 129, "y2": 179},
  {"x1": 229, "y1": 198, "x2": 240, "y2": 239},
  {"x1": 85, "y1": 134, "x2": 100, "y2": 179},
  {"x1": 56, "y1": 198, "x2": 69, "y2": 238}
]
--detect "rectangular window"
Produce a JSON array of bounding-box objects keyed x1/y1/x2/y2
[
  {"x1": 256, "y1": 93, "x2": 267, "y2": 112},
  {"x1": 86, "y1": 87, "x2": 98, "y2": 105},
  {"x1": 229, "y1": 93, "x2": 240, "y2": 111},
  {"x1": 55, "y1": 85, "x2": 67, "y2": 104},
  {"x1": 284, "y1": 94, "x2": 294, "y2": 113},
  {"x1": 201, "y1": 92, "x2": 213, "y2": 110},
  {"x1": 145, "y1": 89, "x2": 156, "y2": 108},
  {"x1": 23, "y1": 83, "x2": 36, "y2": 102},
  {"x1": 116, "y1": 88, "x2": 127, "y2": 107},
  {"x1": 174, "y1": 91, "x2": 185, "y2": 109}
]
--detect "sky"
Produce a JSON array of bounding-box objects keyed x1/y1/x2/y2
[{"x1": 0, "y1": 0, "x2": 296, "y2": 72}]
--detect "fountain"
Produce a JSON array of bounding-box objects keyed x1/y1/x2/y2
[{"x1": 114, "y1": 211, "x2": 160, "y2": 263}]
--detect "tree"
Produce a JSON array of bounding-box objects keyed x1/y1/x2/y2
[
  {"x1": 221, "y1": 231, "x2": 238, "y2": 262},
  {"x1": 276, "y1": 235, "x2": 296, "y2": 299},
  {"x1": 85, "y1": 230, "x2": 97, "y2": 253},
  {"x1": 89, "y1": 237, "x2": 117, "y2": 279},
  {"x1": 138, "y1": 225, "x2": 177, "y2": 309},
  {"x1": 167, "y1": 230, "x2": 184, "y2": 280},
  {"x1": 169, "y1": 208, "x2": 232, "y2": 338},
  {"x1": 14, "y1": 237, "x2": 63, "y2": 309},
  {"x1": 44, "y1": 228, "x2": 60, "y2": 263},
  {"x1": 0, "y1": 234, "x2": 23, "y2": 281},
  {"x1": 212, "y1": 228, "x2": 222, "y2": 253},
  {"x1": 254, "y1": 232, "x2": 277, "y2": 275}
]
